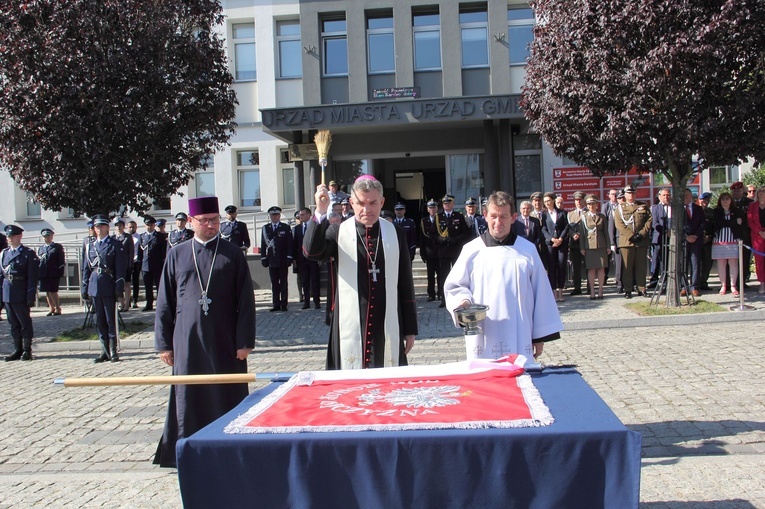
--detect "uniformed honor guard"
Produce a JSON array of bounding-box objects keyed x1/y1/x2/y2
[
  {"x1": 261, "y1": 206, "x2": 293, "y2": 311},
  {"x1": 169, "y1": 212, "x2": 194, "y2": 248},
  {"x1": 139, "y1": 215, "x2": 166, "y2": 311},
  {"x1": 81, "y1": 220, "x2": 96, "y2": 258},
  {"x1": 0, "y1": 230, "x2": 6, "y2": 321},
  {"x1": 2, "y1": 225, "x2": 39, "y2": 361},
  {"x1": 37, "y1": 228, "x2": 65, "y2": 316},
  {"x1": 392, "y1": 202, "x2": 417, "y2": 261},
  {"x1": 112, "y1": 219, "x2": 135, "y2": 312},
  {"x1": 220, "y1": 205, "x2": 251, "y2": 252},
  {"x1": 420, "y1": 199, "x2": 441, "y2": 302},
  {"x1": 82, "y1": 215, "x2": 126, "y2": 362},
  {"x1": 436, "y1": 194, "x2": 468, "y2": 308},
  {"x1": 463, "y1": 197, "x2": 488, "y2": 242},
  {"x1": 614, "y1": 186, "x2": 653, "y2": 299}
]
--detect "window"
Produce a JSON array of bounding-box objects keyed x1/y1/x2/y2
[
  {"x1": 153, "y1": 197, "x2": 171, "y2": 212},
  {"x1": 367, "y1": 13, "x2": 394, "y2": 74},
  {"x1": 322, "y1": 18, "x2": 348, "y2": 76},
  {"x1": 194, "y1": 173, "x2": 216, "y2": 197},
  {"x1": 449, "y1": 154, "x2": 483, "y2": 204},
  {"x1": 277, "y1": 20, "x2": 302, "y2": 78},
  {"x1": 460, "y1": 7, "x2": 488, "y2": 68},
  {"x1": 233, "y1": 22, "x2": 256, "y2": 81},
  {"x1": 507, "y1": 7, "x2": 534, "y2": 66},
  {"x1": 514, "y1": 135, "x2": 542, "y2": 196},
  {"x1": 25, "y1": 192, "x2": 41, "y2": 218},
  {"x1": 709, "y1": 165, "x2": 740, "y2": 186},
  {"x1": 413, "y1": 11, "x2": 441, "y2": 70},
  {"x1": 237, "y1": 150, "x2": 261, "y2": 208},
  {"x1": 280, "y1": 149, "x2": 295, "y2": 206}
]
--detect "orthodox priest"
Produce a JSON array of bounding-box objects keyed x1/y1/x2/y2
[
  {"x1": 304, "y1": 176, "x2": 418, "y2": 370},
  {"x1": 153, "y1": 196, "x2": 256, "y2": 468},
  {"x1": 444, "y1": 191, "x2": 562, "y2": 361}
]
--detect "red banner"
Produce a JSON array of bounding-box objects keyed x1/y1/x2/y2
[{"x1": 225, "y1": 361, "x2": 553, "y2": 433}]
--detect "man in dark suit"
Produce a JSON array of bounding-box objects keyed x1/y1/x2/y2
[
  {"x1": 601, "y1": 189, "x2": 619, "y2": 282},
  {"x1": 419, "y1": 199, "x2": 441, "y2": 302},
  {"x1": 261, "y1": 206, "x2": 293, "y2": 311},
  {"x1": 682, "y1": 188, "x2": 705, "y2": 296},
  {"x1": 567, "y1": 191, "x2": 587, "y2": 295},
  {"x1": 436, "y1": 194, "x2": 468, "y2": 308},
  {"x1": 221, "y1": 205, "x2": 251, "y2": 252},
  {"x1": 1, "y1": 225, "x2": 39, "y2": 361},
  {"x1": 0, "y1": 231, "x2": 6, "y2": 321},
  {"x1": 648, "y1": 188, "x2": 672, "y2": 288},
  {"x1": 392, "y1": 202, "x2": 417, "y2": 260},
  {"x1": 139, "y1": 215, "x2": 166, "y2": 311},
  {"x1": 513, "y1": 200, "x2": 543, "y2": 256},
  {"x1": 292, "y1": 207, "x2": 320, "y2": 310},
  {"x1": 82, "y1": 215, "x2": 127, "y2": 363}
]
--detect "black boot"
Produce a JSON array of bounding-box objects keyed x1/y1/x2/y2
[
  {"x1": 5, "y1": 350, "x2": 22, "y2": 362},
  {"x1": 94, "y1": 352, "x2": 110, "y2": 363},
  {"x1": 111, "y1": 344, "x2": 120, "y2": 362},
  {"x1": 20, "y1": 350, "x2": 32, "y2": 361}
]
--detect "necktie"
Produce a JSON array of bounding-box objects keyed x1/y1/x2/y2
[
  {"x1": 303, "y1": 224, "x2": 306, "y2": 234},
  {"x1": 686, "y1": 206, "x2": 691, "y2": 219}
]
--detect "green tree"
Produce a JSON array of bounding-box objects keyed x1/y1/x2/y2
[
  {"x1": 522, "y1": 0, "x2": 765, "y2": 306},
  {"x1": 0, "y1": 0, "x2": 237, "y2": 216}
]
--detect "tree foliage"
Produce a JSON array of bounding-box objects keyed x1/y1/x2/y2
[
  {"x1": 0, "y1": 0, "x2": 237, "y2": 216},
  {"x1": 522, "y1": 0, "x2": 765, "y2": 305}
]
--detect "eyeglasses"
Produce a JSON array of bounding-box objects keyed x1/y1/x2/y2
[{"x1": 192, "y1": 216, "x2": 221, "y2": 226}]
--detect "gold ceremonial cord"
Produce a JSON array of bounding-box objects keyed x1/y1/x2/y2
[{"x1": 434, "y1": 214, "x2": 449, "y2": 238}]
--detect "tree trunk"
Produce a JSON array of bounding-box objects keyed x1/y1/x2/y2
[{"x1": 664, "y1": 157, "x2": 693, "y2": 307}]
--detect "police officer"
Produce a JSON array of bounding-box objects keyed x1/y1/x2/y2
[
  {"x1": 392, "y1": 202, "x2": 417, "y2": 261},
  {"x1": 38, "y1": 228, "x2": 65, "y2": 316},
  {"x1": 82, "y1": 215, "x2": 126, "y2": 362},
  {"x1": 139, "y1": 215, "x2": 166, "y2": 311},
  {"x1": 169, "y1": 212, "x2": 194, "y2": 248},
  {"x1": 221, "y1": 205, "x2": 251, "y2": 252},
  {"x1": 463, "y1": 197, "x2": 487, "y2": 242},
  {"x1": 2, "y1": 225, "x2": 40, "y2": 361},
  {"x1": 127, "y1": 220, "x2": 141, "y2": 308},
  {"x1": 419, "y1": 199, "x2": 441, "y2": 302},
  {"x1": 436, "y1": 194, "x2": 468, "y2": 308},
  {"x1": 112, "y1": 219, "x2": 135, "y2": 311},
  {"x1": 260, "y1": 206, "x2": 293, "y2": 311},
  {"x1": 0, "y1": 230, "x2": 6, "y2": 321}
]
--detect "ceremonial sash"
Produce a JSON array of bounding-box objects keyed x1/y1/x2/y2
[{"x1": 337, "y1": 219, "x2": 400, "y2": 369}]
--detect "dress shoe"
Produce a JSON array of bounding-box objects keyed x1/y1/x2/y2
[
  {"x1": 624, "y1": 292, "x2": 632, "y2": 299},
  {"x1": 110, "y1": 354, "x2": 120, "y2": 362},
  {"x1": 141, "y1": 306, "x2": 153, "y2": 312},
  {"x1": 5, "y1": 351, "x2": 22, "y2": 362},
  {"x1": 569, "y1": 289, "x2": 582, "y2": 296},
  {"x1": 426, "y1": 296, "x2": 435, "y2": 302},
  {"x1": 679, "y1": 289, "x2": 687, "y2": 297},
  {"x1": 617, "y1": 286, "x2": 624, "y2": 294},
  {"x1": 269, "y1": 307, "x2": 280, "y2": 312},
  {"x1": 93, "y1": 353, "x2": 110, "y2": 363},
  {"x1": 646, "y1": 281, "x2": 657, "y2": 289},
  {"x1": 46, "y1": 311, "x2": 55, "y2": 316},
  {"x1": 692, "y1": 289, "x2": 701, "y2": 297},
  {"x1": 301, "y1": 304, "x2": 311, "y2": 310},
  {"x1": 132, "y1": 303, "x2": 139, "y2": 309},
  {"x1": 281, "y1": 306, "x2": 288, "y2": 311},
  {"x1": 20, "y1": 351, "x2": 32, "y2": 361},
  {"x1": 314, "y1": 303, "x2": 321, "y2": 310},
  {"x1": 438, "y1": 302, "x2": 446, "y2": 308}
]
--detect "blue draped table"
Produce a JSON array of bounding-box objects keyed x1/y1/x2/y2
[{"x1": 176, "y1": 368, "x2": 641, "y2": 509}]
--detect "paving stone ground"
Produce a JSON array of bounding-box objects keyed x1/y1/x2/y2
[{"x1": 1, "y1": 282, "x2": 764, "y2": 508}]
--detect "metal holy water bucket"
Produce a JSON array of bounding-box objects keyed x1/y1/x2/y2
[{"x1": 454, "y1": 304, "x2": 489, "y2": 360}]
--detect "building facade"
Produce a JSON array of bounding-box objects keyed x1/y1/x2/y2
[{"x1": 0, "y1": 0, "x2": 748, "y2": 242}]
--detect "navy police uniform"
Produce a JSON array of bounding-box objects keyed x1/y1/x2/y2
[
  {"x1": 2, "y1": 225, "x2": 40, "y2": 360},
  {"x1": 221, "y1": 205, "x2": 251, "y2": 250},
  {"x1": 139, "y1": 216, "x2": 167, "y2": 310},
  {"x1": 260, "y1": 206, "x2": 293, "y2": 311},
  {"x1": 169, "y1": 212, "x2": 194, "y2": 248},
  {"x1": 82, "y1": 215, "x2": 126, "y2": 362},
  {"x1": 392, "y1": 203, "x2": 418, "y2": 261}
]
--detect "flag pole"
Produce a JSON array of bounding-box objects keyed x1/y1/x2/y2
[{"x1": 53, "y1": 372, "x2": 297, "y2": 387}]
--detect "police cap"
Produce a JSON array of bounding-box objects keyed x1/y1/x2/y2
[
  {"x1": 92, "y1": 214, "x2": 110, "y2": 226},
  {"x1": 267, "y1": 206, "x2": 282, "y2": 215},
  {"x1": 41, "y1": 228, "x2": 54, "y2": 237},
  {"x1": 175, "y1": 212, "x2": 188, "y2": 221},
  {"x1": 441, "y1": 194, "x2": 454, "y2": 203},
  {"x1": 143, "y1": 215, "x2": 156, "y2": 225},
  {"x1": 224, "y1": 205, "x2": 237, "y2": 214},
  {"x1": 394, "y1": 202, "x2": 406, "y2": 210},
  {"x1": 5, "y1": 225, "x2": 24, "y2": 236},
  {"x1": 156, "y1": 218, "x2": 167, "y2": 226}
]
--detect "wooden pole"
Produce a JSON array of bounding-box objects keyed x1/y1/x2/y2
[{"x1": 54, "y1": 372, "x2": 296, "y2": 387}]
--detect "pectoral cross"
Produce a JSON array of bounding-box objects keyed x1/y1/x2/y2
[
  {"x1": 369, "y1": 262, "x2": 380, "y2": 283},
  {"x1": 198, "y1": 291, "x2": 212, "y2": 316}
]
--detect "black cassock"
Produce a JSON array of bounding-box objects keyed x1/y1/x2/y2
[
  {"x1": 304, "y1": 218, "x2": 418, "y2": 369},
  {"x1": 153, "y1": 236, "x2": 256, "y2": 467}
]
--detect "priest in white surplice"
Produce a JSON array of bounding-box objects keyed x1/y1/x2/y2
[
  {"x1": 444, "y1": 191, "x2": 563, "y2": 361},
  {"x1": 304, "y1": 176, "x2": 418, "y2": 370}
]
